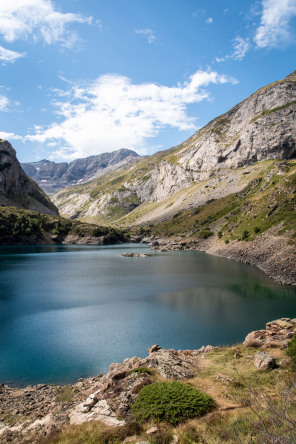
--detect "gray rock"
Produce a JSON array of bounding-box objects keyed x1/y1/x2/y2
[
  {"x1": 22, "y1": 148, "x2": 140, "y2": 193},
  {"x1": 121, "y1": 252, "x2": 151, "y2": 258},
  {"x1": 0, "y1": 140, "x2": 58, "y2": 215},
  {"x1": 147, "y1": 344, "x2": 161, "y2": 353},
  {"x1": 254, "y1": 352, "x2": 275, "y2": 370}
]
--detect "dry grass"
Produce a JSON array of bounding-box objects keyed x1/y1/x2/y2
[{"x1": 42, "y1": 345, "x2": 295, "y2": 444}]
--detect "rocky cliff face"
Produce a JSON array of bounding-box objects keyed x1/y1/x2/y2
[
  {"x1": 22, "y1": 148, "x2": 140, "y2": 193},
  {"x1": 0, "y1": 140, "x2": 58, "y2": 215},
  {"x1": 177, "y1": 71, "x2": 296, "y2": 176},
  {"x1": 52, "y1": 71, "x2": 296, "y2": 224}
]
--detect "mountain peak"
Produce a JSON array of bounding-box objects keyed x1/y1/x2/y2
[{"x1": 22, "y1": 148, "x2": 141, "y2": 193}]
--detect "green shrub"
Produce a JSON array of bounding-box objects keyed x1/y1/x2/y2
[
  {"x1": 254, "y1": 226, "x2": 261, "y2": 233},
  {"x1": 242, "y1": 230, "x2": 249, "y2": 240},
  {"x1": 131, "y1": 381, "x2": 215, "y2": 425},
  {"x1": 199, "y1": 229, "x2": 214, "y2": 240},
  {"x1": 92, "y1": 226, "x2": 109, "y2": 237},
  {"x1": 225, "y1": 239, "x2": 229, "y2": 244},
  {"x1": 217, "y1": 230, "x2": 222, "y2": 238},
  {"x1": 130, "y1": 367, "x2": 154, "y2": 375},
  {"x1": 287, "y1": 335, "x2": 296, "y2": 369}
]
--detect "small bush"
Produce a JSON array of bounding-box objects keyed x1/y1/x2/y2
[
  {"x1": 287, "y1": 335, "x2": 296, "y2": 369},
  {"x1": 217, "y1": 230, "x2": 222, "y2": 238},
  {"x1": 131, "y1": 367, "x2": 154, "y2": 375},
  {"x1": 225, "y1": 239, "x2": 229, "y2": 244},
  {"x1": 254, "y1": 226, "x2": 261, "y2": 233},
  {"x1": 199, "y1": 229, "x2": 214, "y2": 240},
  {"x1": 242, "y1": 230, "x2": 249, "y2": 240},
  {"x1": 131, "y1": 381, "x2": 215, "y2": 425}
]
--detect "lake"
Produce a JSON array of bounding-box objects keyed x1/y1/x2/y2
[{"x1": 0, "y1": 243, "x2": 295, "y2": 386}]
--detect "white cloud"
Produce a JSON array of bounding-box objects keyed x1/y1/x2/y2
[
  {"x1": 0, "y1": 131, "x2": 23, "y2": 140},
  {"x1": 26, "y1": 70, "x2": 237, "y2": 160},
  {"x1": 216, "y1": 36, "x2": 250, "y2": 62},
  {"x1": 135, "y1": 29, "x2": 157, "y2": 44},
  {"x1": 0, "y1": 45, "x2": 25, "y2": 64},
  {"x1": 231, "y1": 36, "x2": 251, "y2": 60},
  {"x1": 255, "y1": 0, "x2": 296, "y2": 48},
  {"x1": 0, "y1": 0, "x2": 92, "y2": 48},
  {"x1": 0, "y1": 96, "x2": 9, "y2": 111},
  {"x1": 205, "y1": 17, "x2": 213, "y2": 24}
]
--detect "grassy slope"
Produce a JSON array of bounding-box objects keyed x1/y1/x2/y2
[
  {"x1": 144, "y1": 159, "x2": 296, "y2": 245},
  {"x1": 42, "y1": 342, "x2": 296, "y2": 444}
]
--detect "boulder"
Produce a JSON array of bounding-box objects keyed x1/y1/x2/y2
[
  {"x1": 254, "y1": 352, "x2": 275, "y2": 370},
  {"x1": 147, "y1": 344, "x2": 161, "y2": 354}
]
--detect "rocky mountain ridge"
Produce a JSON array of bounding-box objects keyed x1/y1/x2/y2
[
  {"x1": 22, "y1": 148, "x2": 140, "y2": 193},
  {"x1": 52, "y1": 71, "x2": 296, "y2": 225},
  {"x1": 0, "y1": 140, "x2": 58, "y2": 216}
]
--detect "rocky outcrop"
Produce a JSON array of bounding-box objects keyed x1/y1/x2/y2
[
  {"x1": 244, "y1": 318, "x2": 296, "y2": 348},
  {"x1": 22, "y1": 148, "x2": 140, "y2": 193},
  {"x1": 178, "y1": 71, "x2": 296, "y2": 177},
  {"x1": 121, "y1": 252, "x2": 151, "y2": 257},
  {"x1": 0, "y1": 140, "x2": 58, "y2": 215},
  {"x1": 0, "y1": 346, "x2": 199, "y2": 443}
]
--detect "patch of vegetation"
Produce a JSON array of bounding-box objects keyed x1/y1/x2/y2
[
  {"x1": 147, "y1": 160, "x2": 296, "y2": 244},
  {"x1": 55, "y1": 386, "x2": 74, "y2": 403},
  {"x1": 131, "y1": 381, "x2": 215, "y2": 425},
  {"x1": 198, "y1": 229, "x2": 214, "y2": 239},
  {"x1": 130, "y1": 367, "x2": 154, "y2": 375},
  {"x1": 241, "y1": 230, "x2": 249, "y2": 240},
  {"x1": 252, "y1": 101, "x2": 296, "y2": 122},
  {"x1": 98, "y1": 421, "x2": 142, "y2": 444},
  {"x1": 0, "y1": 206, "x2": 125, "y2": 242},
  {"x1": 287, "y1": 335, "x2": 296, "y2": 369}
]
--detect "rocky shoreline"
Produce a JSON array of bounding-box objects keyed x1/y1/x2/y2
[
  {"x1": 0, "y1": 318, "x2": 295, "y2": 443},
  {"x1": 141, "y1": 226, "x2": 296, "y2": 287}
]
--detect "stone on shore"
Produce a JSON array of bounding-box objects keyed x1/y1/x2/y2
[{"x1": 254, "y1": 352, "x2": 275, "y2": 370}]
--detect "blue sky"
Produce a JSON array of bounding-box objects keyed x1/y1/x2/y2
[{"x1": 0, "y1": 0, "x2": 295, "y2": 162}]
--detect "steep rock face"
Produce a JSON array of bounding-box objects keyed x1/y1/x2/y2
[
  {"x1": 22, "y1": 148, "x2": 140, "y2": 193},
  {"x1": 0, "y1": 140, "x2": 58, "y2": 215},
  {"x1": 53, "y1": 71, "x2": 296, "y2": 223},
  {"x1": 178, "y1": 71, "x2": 296, "y2": 175}
]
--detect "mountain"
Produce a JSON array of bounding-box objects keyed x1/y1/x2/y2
[
  {"x1": 0, "y1": 140, "x2": 58, "y2": 216},
  {"x1": 52, "y1": 71, "x2": 296, "y2": 224},
  {"x1": 22, "y1": 148, "x2": 141, "y2": 193}
]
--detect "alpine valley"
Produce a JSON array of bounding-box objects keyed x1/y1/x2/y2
[
  {"x1": 0, "y1": 69, "x2": 296, "y2": 444},
  {"x1": 18, "y1": 70, "x2": 296, "y2": 285}
]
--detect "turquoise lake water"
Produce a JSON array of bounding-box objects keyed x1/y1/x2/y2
[{"x1": 0, "y1": 243, "x2": 296, "y2": 386}]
